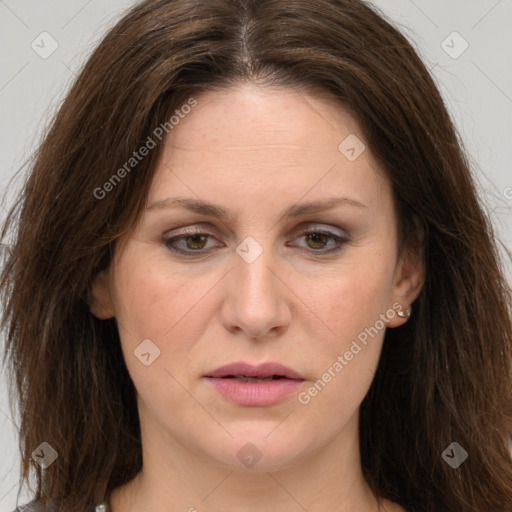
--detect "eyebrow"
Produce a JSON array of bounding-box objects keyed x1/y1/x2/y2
[{"x1": 146, "y1": 196, "x2": 367, "y2": 220}]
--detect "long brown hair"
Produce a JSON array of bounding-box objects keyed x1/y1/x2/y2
[{"x1": 2, "y1": 0, "x2": 511, "y2": 510}]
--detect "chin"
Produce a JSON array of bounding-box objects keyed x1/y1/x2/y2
[{"x1": 202, "y1": 430, "x2": 315, "y2": 473}]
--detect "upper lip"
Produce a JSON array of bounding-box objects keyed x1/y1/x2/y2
[{"x1": 205, "y1": 362, "x2": 305, "y2": 380}]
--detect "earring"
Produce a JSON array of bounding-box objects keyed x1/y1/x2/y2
[{"x1": 397, "y1": 307, "x2": 411, "y2": 319}]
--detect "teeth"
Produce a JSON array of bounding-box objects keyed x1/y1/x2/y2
[{"x1": 232, "y1": 375, "x2": 280, "y2": 382}]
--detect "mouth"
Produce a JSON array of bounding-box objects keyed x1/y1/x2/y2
[
  {"x1": 220, "y1": 375, "x2": 289, "y2": 383},
  {"x1": 204, "y1": 361, "x2": 305, "y2": 381},
  {"x1": 204, "y1": 362, "x2": 305, "y2": 406}
]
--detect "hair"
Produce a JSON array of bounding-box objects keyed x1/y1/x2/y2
[{"x1": 1, "y1": 0, "x2": 511, "y2": 510}]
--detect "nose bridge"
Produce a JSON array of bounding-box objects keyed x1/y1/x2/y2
[
  {"x1": 222, "y1": 235, "x2": 290, "y2": 338},
  {"x1": 235, "y1": 236, "x2": 279, "y2": 307}
]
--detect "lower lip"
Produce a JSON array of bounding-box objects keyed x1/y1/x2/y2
[{"x1": 205, "y1": 377, "x2": 304, "y2": 406}]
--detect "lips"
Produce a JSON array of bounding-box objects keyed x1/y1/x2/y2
[
  {"x1": 204, "y1": 361, "x2": 305, "y2": 406},
  {"x1": 204, "y1": 361, "x2": 305, "y2": 381}
]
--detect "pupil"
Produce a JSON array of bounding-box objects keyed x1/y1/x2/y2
[
  {"x1": 307, "y1": 233, "x2": 327, "y2": 249},
  {"x1": 187, "y1": 234, "x2": 207, "y2": 249}
]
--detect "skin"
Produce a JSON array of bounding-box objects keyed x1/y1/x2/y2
[{"x1": 90, "y1": 83, "x2": 424, "y2": 512}]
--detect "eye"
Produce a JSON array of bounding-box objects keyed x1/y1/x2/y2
[
  {"x1": 163, "y1": 227, "x2": 348, "y2": 256},
  {"x1": 290, "y1": 228, "x2": 348, "y2": 254},
  {"x1": 163, "y1": 228, "x2": 220, "y2": 254}
]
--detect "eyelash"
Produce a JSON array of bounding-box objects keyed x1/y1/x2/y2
[{"x1": 163, "y1": 227, "x2": 348, "y2": 256}]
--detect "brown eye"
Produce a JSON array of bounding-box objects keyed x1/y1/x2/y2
[
  {"x1": 304, "y1": 232, "x2": 330, "y2": 250},
  {"x1": 292, "y1": 229, "x2": 348, "y2": 255},
  {"x1": 183, "y1": 234, "x2": 209, "y2": 250},
  {"x1": 164, "y1": 231, "x2": 218, "y2": 254}
]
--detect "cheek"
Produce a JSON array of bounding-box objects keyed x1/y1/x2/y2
[
  {"x1": 296, "y1": 286, "x2": 387, "y2": 428},
  {"x1": 298, "y1": 251, "x2": 396, "y2": 342},
  {"x1": 109, "y1": 246, "x2": 217, "y2": 373},
  {"x1": 110, "y1": 261, "x2": 218, "y2": 417},
  {"x1": 292, "y1": 249, "x2": 395, "y2": 410}
]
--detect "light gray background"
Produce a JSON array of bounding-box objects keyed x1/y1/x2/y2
[{"x1": 1, "y1": 1, "x2": 511, "y2": 509}]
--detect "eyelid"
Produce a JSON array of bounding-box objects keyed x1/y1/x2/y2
[
  {"x1": 294, "y1": 223, "x2": 347, "y2": 237},
  {"x1": 162, "y1": 223, "x2": 349, "y2": 257},
  {"x1": 162, "y1": 225, "x2": 217, "y2": 240},
  {"x1": 163, "y1": 222, "x2": 347, "y2": 238}
]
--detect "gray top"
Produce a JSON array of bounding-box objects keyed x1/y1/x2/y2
[{"x1": 13, "y1": 500, "x2": 110, "y2": 511}]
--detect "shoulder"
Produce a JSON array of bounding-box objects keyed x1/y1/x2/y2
[
  {"x1": 11, "y1": 499, "x2": 107, "y2": 511},
  {"x1": 11, "y1": 501, "x2": 41, "y2": 511}
]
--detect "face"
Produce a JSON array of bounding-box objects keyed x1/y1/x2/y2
[{"x1": 91, "y1": 83, "x2": 423, "y2": 472}]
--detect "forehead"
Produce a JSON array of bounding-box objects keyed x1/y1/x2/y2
[
  {"x1": 147, "y1": 83, "x2": 390, "y2": 216},
  {"x1": 162, "y1": 83, "x2": 360, "y2": 159}
]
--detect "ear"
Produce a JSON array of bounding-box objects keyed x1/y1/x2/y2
[
  {"x1": 88, "y1": 270, "x2": 115, "y2": 319},
  {"x1": 387, "y1": 243, "x2": 425, "y2": 328}
]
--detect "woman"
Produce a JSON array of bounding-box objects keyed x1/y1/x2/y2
[{"x1": 2, "y1": 0, "x2": 511, "y2": 511}]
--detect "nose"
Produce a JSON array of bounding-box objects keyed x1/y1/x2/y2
[{"x1": 221, "y1": 243, "x2": 291, "y2": 340}]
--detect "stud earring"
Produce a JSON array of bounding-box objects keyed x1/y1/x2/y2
[{"x1": 397, "y1": 307, "x2": 411, "y2": 319}]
